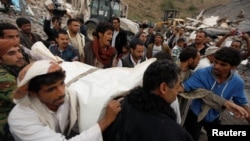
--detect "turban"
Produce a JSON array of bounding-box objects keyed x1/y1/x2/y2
[
  {"x1": 14, "y1": 60, "x2": 62, "y2": 99},
  {"x1": 0, "y1": 39, "x2": 19, "y2": 57}
]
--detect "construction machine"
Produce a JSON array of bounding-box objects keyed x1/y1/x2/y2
[
  {"x1": 73, "y1": 0, "x2": 139, "y2": 41},
  {"x1": 155, "y1": 9, "x2": 185, "y2": 33}
]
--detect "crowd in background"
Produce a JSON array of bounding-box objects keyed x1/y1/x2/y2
[{"x1": 1, "y1": 3, "x2": 250, "y2": 141}]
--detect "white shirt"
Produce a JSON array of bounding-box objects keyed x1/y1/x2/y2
[
  {"x1": 111, "y1": 30, "x2": 119, "y2": 47},
  {"x1": 170, "y1": 98, "x2": 181, "y2": 124},
  {"x1": 117, "y1": 54, "x2": 146, "y2": 67},
  {"x1": 8, "y1": 92, "x2": 103, "y2": 141},
  {"x1": 194, "y1": 57, "x2": 211, "y2": 72},
  {"x1": 152, "y1": 44, "x2": 162, "y2": 56}
]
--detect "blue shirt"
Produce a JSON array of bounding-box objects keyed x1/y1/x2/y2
[
  {"x1": 49, "y1": 44, "x2": 78, "y2": 62},
  {"x1": 183, "y1": 66, "x2": 248, "y2": 122}
]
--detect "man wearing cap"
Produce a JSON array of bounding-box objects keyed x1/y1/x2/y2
[
  {"x1": 0, "y1": 39, "x2": 25, "y2": 140},
  {"x1": 194, "y1": 46, "x2": 218, "y2": 71},
  {"x1": 8, "y1": 60, "x2": 122, "y2": 141}
]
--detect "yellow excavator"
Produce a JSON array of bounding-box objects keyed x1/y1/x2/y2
[{"x1": 155, "y1": 9, "x2": 185, "y2": 33}]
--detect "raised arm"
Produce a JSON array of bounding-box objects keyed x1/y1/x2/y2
[
  {"x1": 216, "y1": 30, "x2": 235, "y2": 47},
  {"x1": 240, "y1": 33, "x2": 250, "y2": 60}
]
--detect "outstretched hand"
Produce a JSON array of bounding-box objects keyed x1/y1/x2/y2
[{"x1": 223, "y1": 101, "x2": 249, "y2": 119}]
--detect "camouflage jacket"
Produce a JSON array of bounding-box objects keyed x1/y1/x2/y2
[{"x1": 0, "y1": 65, "x2": 16, "y2": 136}]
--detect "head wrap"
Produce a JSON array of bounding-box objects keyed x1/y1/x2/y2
[
  {"x1": 0, "y1": 39, "x2": 19, "y2": 57},
  {"x1": 14, "y1": 60, "x2": 62, "y2": 99}
]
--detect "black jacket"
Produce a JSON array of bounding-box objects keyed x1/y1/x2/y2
[
  {"x1": 103, "y1": 87, "x2": 193, "y2": 141},
  {"x1": 114, "y1": 28, "x2": 128, "y2": 56}
]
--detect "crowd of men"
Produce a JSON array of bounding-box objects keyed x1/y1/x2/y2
[{"x1": 1, "y1": 4, "x2": 250, "y2": 141}]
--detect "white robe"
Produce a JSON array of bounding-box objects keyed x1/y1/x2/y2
[{"x1": 8, "y1": 88, "x2": 102, "y2": 141}]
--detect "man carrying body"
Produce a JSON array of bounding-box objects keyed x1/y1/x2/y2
[
  {"x1": 8, "y1": 60, "x2": 122, "y2": 140},
  {"x1": 0, "y1": 39, "x2": 25, "y2": 140},
  {"x1": 0, "y1": 22, "x2": 50, "y2": 64},
  {"x1": 179, "y1": 47, "x2": 250, "y2": 141},
  {"x1": 104, "y1": 60, "x2": 193, "y2": 141}
]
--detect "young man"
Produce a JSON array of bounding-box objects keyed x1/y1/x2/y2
[
  {"x1": 103, "y1": 60, "x2": 194, "y2": 141},
  {"x1": 49, "y1": 30, "x2": 79, "y2": 62},
  {"x1": 187, "y1": 30, "x2": 209, "y2": 56},
  {"x1": 171, "y1": 37, "x2": 186, "y2": 62},
  {"x1": 8, "y1": 60, "x2": 122, "y2": 140},
  {"x1": 0, "y1": 39, "x2": 25, "y2": 140},
  {"x1": 111, "y1": 17, "x2": 128, "y2": 58},
  {"x1": 147, "y1": 32, "x2": 171, "y2": 59},
  {"x1": 179, "y1": 47, "x2": 250, "y2": 141},
  {"x1": 16, "y1": 17, "x2": 49, "y2": 49},
  {"x1": 117, "y1": 38, "x2": 147, "y2": 67},
  {"x1": 0, "y1": 23, "x2": 49, "y2": 63},
  {"x1": 67, "y1": 18, "x2": 85, "y2": 62},
  {"x1": 84, "y1": 22, "x2": 117, "y2": 68}
]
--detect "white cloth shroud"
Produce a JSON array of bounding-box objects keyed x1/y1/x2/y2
[{"x1": 31, "y1": 41, "x2": 156, "y2": 132}]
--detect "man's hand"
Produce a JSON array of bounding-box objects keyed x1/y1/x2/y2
[
  {"x1": 225, "y1": 30, "x2": 236, "y2": 37},
  {"x1": 98, "y1": 98, "x2": 123, "y2": 131},
  {"x1": 241, "y1": 32, "x2": 250, "y2": 41},
  {"x1": 46, "y1": 3, "x2": 55, "y2": 14},
  {"x1": 223, "y1": 101, "x2": 249, "y2": 119}
]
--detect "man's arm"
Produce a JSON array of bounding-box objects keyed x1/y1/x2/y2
[
  {"x1": 178, "y1": 87, "x2": 249, "y2": 121},
  {"x1": 216, "y1": 30, "x2": 235, "y2": 47},
  {"x1": 98, "y1": 98, "x2": 123, "y2": 132},
  {"x1": 240, "y1": 33, "x2": 250, "y2": 60},
  {"x1": 43, "y1": 4, "x2": 54, "y2": 37},
  {"x1": 240, "y1": 104, "x2": 250, "y2": 123}
]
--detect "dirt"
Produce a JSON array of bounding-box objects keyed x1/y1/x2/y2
[{"x1": 203, "y1": 0, "x2": 250, "y2": 21}]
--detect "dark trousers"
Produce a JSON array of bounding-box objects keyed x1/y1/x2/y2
[{"x1": 183, "y1": 110, "x2": 221, "y2": 141}]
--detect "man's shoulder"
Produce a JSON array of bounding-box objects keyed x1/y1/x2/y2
[
  {"x1": 0, "y1": 66, "x2": 16, "y2": 92},
  {"x1": 119, "y1": 28, "x2": 127, "y2": 35},
  {"x1": 195, "y1": 65, "x2": 212, "y2": 72},
  {"x1": 8, "y1": 103, "x2": 39, "y2": 121},
  {"x1": 121, "y1": 53, "x2": 130, "y2": 60},
  {"x1": 0, "y1": 66, "x2": 15, "y2": 78}
]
